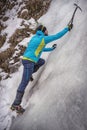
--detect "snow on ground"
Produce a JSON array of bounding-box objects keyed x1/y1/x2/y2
[
  {"x1": 0, "y1": 1, "x2": 25, "y2": 52},
  {"x1": 0, "y1": 0, "x2": 87, "y2": 130},
  {"x1": 18, "y1": 34, "x2": 33, "y2": 47}
]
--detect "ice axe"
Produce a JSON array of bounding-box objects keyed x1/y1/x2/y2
[{"x1": 68, "y1": 3, "x2": 82, "y2": 25}]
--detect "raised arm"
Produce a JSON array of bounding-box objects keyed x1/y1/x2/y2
[{"x1": 44, "y1": 27, "x2": 69, "y2": 44}]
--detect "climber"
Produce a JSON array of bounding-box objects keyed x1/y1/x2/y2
[{"x1": 10, "y1": 23, "x2": 73, "y2": 113}]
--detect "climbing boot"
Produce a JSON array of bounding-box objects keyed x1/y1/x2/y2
[{"x1": 10, "y1": 104, "x2": 25, "y2": 114}]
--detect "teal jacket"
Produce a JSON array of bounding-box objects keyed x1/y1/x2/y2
[{"x1": 23, "y1": 27, "x2": 69, "y2": 63}]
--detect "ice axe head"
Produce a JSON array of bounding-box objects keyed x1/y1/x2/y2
[
  {"x1": 74, "y1": 3, "x2": 82, "y2": 11},
  {"x1": 68, "y1": 3, "x2": 82, "y2": 25}
]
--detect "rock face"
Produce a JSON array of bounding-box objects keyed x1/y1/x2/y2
[
  {"x1": 0, "y1": 0, "x2": 15, "y2": 15},
  {"x1": 18, "y1": 0, "x2": 51, "y2": 20},
  {"x1": 0, "y1": 0, "x2": 52, "y2": 80},
  {"x1": 0, "y1": 35, "x2": 6, "y2": 48}
]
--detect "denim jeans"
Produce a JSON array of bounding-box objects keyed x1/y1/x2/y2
[{"x1": 17, "y1": 58, "x2": 45, "y2": 93}]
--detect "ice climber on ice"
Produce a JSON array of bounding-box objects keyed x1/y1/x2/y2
[{"x1": 11, "y1": 23, "x2": 73, "y2": 113}]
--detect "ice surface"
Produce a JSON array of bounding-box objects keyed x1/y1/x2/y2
[{"x1": 0, "y1": 0, "x2": 87, "y2": 130}]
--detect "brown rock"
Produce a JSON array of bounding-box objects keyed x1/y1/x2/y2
[
  {"x1": 0, "y1": 35, "x2": 6, "y2": 48},
  {"x1": 1, "y1": 62, "x2": 10, "y2": 73},
  {"x1": 0, "y1": 22, "x2": 6, "y2": 32},
  {"x1": 0, "y1": 47, "x2": 14, "y2": 63},
  {"x1": 3, "y1": 16, "x2": 9, "y2": 21},
  {"x1": 20, "y1": 9, "x2": 29, "y2": 19}
]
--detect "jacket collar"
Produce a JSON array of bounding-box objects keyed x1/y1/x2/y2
[{"x1": 36, "y1": 30, "x2": 45, "y2": 36}]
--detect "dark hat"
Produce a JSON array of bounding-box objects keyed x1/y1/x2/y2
[{"x1": 36, "y1": 25, "x2": 47, "y2": 33}]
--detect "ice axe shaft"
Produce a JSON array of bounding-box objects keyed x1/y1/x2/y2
[{"x1": 68, "y1": 3, "x2": 82, "y2": 24}]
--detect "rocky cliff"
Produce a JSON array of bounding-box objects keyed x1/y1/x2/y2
[{"x1": 0, "y1": 0, "x2": 51, "y2": 80}]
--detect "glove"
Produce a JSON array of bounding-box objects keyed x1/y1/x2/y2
[
  {"x1": 52, "y1": 44, "x2": 57, "y2": 49},
  {"x1": 68, "y1": 23, "x2": 73, "y2": 31}
]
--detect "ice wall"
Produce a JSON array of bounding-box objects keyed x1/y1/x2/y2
[{"x1": 11, "y1": 0, "x2": 87, "y2": 130}]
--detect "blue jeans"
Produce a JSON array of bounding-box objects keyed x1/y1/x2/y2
[{"x1": 17, "y1": 58, "x2": 45, "y2": 93}]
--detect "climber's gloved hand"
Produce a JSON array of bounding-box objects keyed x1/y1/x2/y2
[
  {"x1": 52, "y1": 44, "x2": 57, "y2": 50},
  {"x1": 67, "y1": 23, "x2": 73, "y2": 31}
]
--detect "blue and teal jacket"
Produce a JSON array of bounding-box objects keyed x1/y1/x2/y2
[{"x1": 23, "y1": 27, "x2": 69, "y2": 63}]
